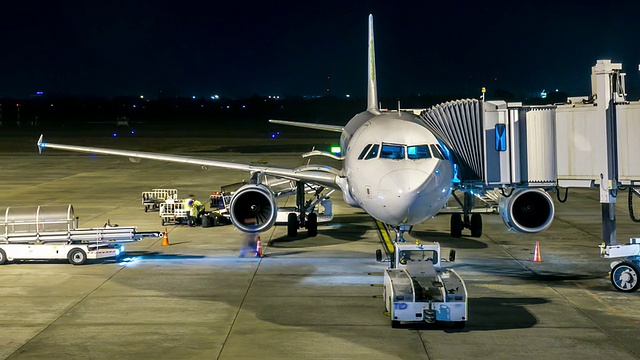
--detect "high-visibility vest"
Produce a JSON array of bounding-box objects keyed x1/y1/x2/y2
[
  {"x1": 191, "y1": 200, "x2": 203, "y2": 216},
  {"x1": 184, "y1": 198, "x2": 193, "y2": 212}
]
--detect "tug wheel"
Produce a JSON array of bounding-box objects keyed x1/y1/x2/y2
[
  {"x1": 610, "y1": 261, "x2": 640, "y2": 292},
  {"x1": 68, "y1": 248, "x2": 87, "y2": 266}
]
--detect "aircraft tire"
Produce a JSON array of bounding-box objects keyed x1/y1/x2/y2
[
  {"x1": 470, "y1": 214, "x2": 482, "y2": 237},
  {"x1": 307, "y1": 213, "x2": 318, "y2": 237},
  {"x1": 287, "y1": 213, "x2": 298, "y2": 237},
  {"x1": 610, "y1": 261, "x2": 640, "y2": 292},
  {"x1": 450, "y1": 214, "x2": 463, "y2": 238},
  {"x1": 0, "y1": 248, "x2": 6, "y2": 265}
]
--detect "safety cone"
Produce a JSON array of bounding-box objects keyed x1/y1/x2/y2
[
  {"x1": 161, "y1": 227, "x2": 170, "y2": 246},
  {"x1": 532, "y1": 241, "x2": 542, "y2": 262},
  {"x1": 254, "y1": 236, "x2": 263, "y2": 258}
]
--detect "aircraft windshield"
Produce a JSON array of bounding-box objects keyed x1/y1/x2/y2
[
  {"x1": 364, "y1": 144, "x2": 379, "y2": 160},
  {"x1": 407, "y1": 145, "x2": 431, "y2": 160},
  {"x1": 380, "y1": 143, "x2": 405, "y2": 160},
  {"x1": 398, "y1": 250, "x2": 438, "y2": 265}
]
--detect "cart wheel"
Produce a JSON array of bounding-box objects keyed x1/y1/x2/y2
[
  {"x1": 0, "y1": 248, "x2": 7, "y2": 265},
  {"x1": 144, "y1": 206, "x2": 148, "y2": 213},
  {"x1": 453, "y1": 321, "x2": 466, "y2": 329},
  {"x1": 391, "y1": 319, "x2": 400, "y2": 328},
  {"x1": 610, "y1": 261, "x2": 640, "y2": 292},
  {"x1": 450, "y1": 214, "x2": 463, "y2": 238},
  {"x1": 68, "y1": 248, "x2": 87, "y2": 266},
  {"x1": 161, "y1": 218, "x2": 165, "y2": 226}
]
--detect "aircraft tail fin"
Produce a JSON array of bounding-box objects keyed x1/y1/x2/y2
[{"x1": 367, "y1": 14, "x2": 379, "y2": 112}]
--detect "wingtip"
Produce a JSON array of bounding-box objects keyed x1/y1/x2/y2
[{"x1": 37, "y1": 134, "x2": 44, "y2": 153}]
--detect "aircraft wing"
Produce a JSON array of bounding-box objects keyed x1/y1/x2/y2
[
  {"x1": 269, "y1": 119, "x2": 343, "y2": 133},
  {"x1": 37, "y1": 135, "x2": 342, "y2": 189}
]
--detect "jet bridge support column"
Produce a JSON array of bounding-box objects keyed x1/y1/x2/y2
[{"x1": 594, "y1": 60, "x2": 622, "y2": 246}]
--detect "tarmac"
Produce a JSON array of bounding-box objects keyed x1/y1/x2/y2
[{"x1": 0, "y1": 130, "x2": 639, "y2": 359}]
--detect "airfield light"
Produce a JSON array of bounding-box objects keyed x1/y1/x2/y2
[
  {"x1": 192, "y1": 96, "x2": 196, "y2": 99},
  {"x1": 140, "y1": 95, "x2": 144, "y2": 99},
  {"x1": 113, "y1": 133, "x2": 117, "y2": 137},
  {"x1": 346, "y1": 94, "x2": 350, "y2": 98},
  {"x1": 131, "y1": 130, "x2": 135, "y2": 135}
]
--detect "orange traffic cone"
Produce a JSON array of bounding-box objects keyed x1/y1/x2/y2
[
  {"x1": 532, "y1": 241, "x2": 542, "y2": 262},
  {"x1": 161, "y1": 227, "x2": 170, "y2": 246},
  {"x1": 254, "y1": 236, "x2": 263, "y2": 258}
]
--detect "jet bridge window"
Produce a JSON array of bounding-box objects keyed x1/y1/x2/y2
[
  {"x1": 358, "y1": 144, "x2": 372, "y2": 160},
  {"x1": 364, "y1": 144, "x2": 380, "y2": 160},
  {"x1": 380, "y1": 143, "x2": 405, "y2": 160},
  {"x1": 407, "y1": 145, "x2": 431, "y2": 160}
]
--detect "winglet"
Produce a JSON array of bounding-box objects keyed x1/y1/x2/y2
[
  {"x1": 37, "y1": 134, "x2": 45, "y2": 154},
  {"x1": 367, "y1": 14, "x2": 379, "y2": 112}
]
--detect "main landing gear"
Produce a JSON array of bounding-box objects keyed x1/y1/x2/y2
[
  {"x1": 450, "y1": 191, "x2": 482, "y2": 238},
  {"x1": 286, "y1": 181, "x2": 329, "y2": 238}
]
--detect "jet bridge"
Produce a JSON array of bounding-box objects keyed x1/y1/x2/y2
[{"x1": 420, "y1": 59, "x2": 640, "y2": 291}]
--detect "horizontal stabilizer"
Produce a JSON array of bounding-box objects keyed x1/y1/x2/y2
[{"x1": 269, "y1": 119, "x2": 343, "y2": 133}]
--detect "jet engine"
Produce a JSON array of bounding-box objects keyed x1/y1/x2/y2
[
  {"x1": 229, "y1": 184, "x2": 278, "y2": 233},
  {"x1": 498, "y1": 188, "x2": 555, "y2": 233}
]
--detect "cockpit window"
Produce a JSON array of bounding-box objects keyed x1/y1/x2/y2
[
  {"x1": 380, "y1": 143, "x2": 405, "y2": 160},
  {"x1": 407, "y1": 145, "x2": 431, "y2": 160},
  {"x1": 430, "y1": 144, "x2": 446, "y2": 160},
  {"x1": 358, "y1": 144, "x2": 372, "y2": 160},
  {"x1": 364, "y1": 144, "x2": 380, "y2": 160}
]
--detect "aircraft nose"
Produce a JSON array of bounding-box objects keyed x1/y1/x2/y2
[{"x1": 378, "y1": 169, "x2": 429, "y2": 222}]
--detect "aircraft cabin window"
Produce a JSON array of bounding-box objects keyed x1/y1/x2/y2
[
  {"x1": 430, "y1": 144, "x2": 445, "y2": 160},
  {"x1": 380, "y1": 144, "x2": 405, "y2": 160},
  {"x1": 364, "y1": 144, "x2": 380, "y2": 160},
  {"x1": 407, "y1": 145, "x2": 431, "y2": 160},
  {"x1": 358, "y1": 144, "x2": 372, "y2": 160}
]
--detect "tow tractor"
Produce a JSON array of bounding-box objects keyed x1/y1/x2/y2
[
  {"x1": 600, "y1": 239, "x2": 640, "y2": 292},
  {"x1": 377, "y1": 240, "x2": 468, "y2": 328},
  {"x1": 0, "y1": 205, "x2": 162, "y2": 265}
]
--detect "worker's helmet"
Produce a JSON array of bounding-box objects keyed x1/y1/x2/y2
[{"x1": 188, "y1": 200, "x2": 194, "y2": 206}]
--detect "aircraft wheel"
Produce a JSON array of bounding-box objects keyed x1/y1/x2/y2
[
  {"x1": 307, "y1": 213, "x2": 318, "y2": 237},
  {"x1": 68, "y1": 248, "x2": 87, "y2": 266},
  {"x1": 0, "y1": 248, "x2": 6, "y2": 265},
  {"x1": 610, "y1": 261, "x2": 640, "y2": 292},
  {"x1": 287, "y1": 213, "x2": 298, "y2": 237},
  {"x1": 450, "y1": 214, "x2": 463, "y2": 238},
  {"x1": 470, "y1": 213, "x2": 482, "y2": 237}
]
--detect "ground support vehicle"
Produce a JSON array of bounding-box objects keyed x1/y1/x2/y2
[
  {"x1": 379, "y1": 241, "x2": 468, "y2": 328},
  {"x1": 600, "y1": 238, "x2": 640, "y2": 292},
  {"x1": 0, "y1": 205, "x2": 161, "y2": 265},
  {"x1": 142, "y1": 189, "x2": 178, "y2": 212}
]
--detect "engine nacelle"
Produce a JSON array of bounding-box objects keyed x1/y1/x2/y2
[
  {"x1": 498, "y1": 188, "x2": 555, "y2": 233},
  {"x1": 229, "y1": 184, "x2": 278, "y2": 233}
]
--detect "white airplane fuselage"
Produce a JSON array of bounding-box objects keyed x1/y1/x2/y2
[{"x1": 337, "y1": 109, "x2": 454, "y2": 226}]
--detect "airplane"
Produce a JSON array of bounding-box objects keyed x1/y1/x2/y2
[{"x1": 36, "y1": 14, "x2": 554, "y2": 241}]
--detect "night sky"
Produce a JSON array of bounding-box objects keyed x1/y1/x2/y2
[{"x1": 2, "y1": 0, "x2": 639, "y2": 100}]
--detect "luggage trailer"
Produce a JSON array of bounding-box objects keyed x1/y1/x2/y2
[{"x1": 0, "y1": 205, "x2": 162, "y2": 265}]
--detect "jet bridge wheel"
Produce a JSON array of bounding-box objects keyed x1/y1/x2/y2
[
  {"x1": 450, "y1": 214, "x2": 463, "y2": 238},
  {"x1": 470, "y1": 214, "x2": 482, "y2": 237},
  {"x1": 287, "y1": 213, "x2": 298, "y2": 237},
  {"x1": 0, "y1": 248, "x2": 6, "y2": 265},
  {"x1": 610, "y1": 261, "x2": 640, "y2": 292},
  {"x1": 68, "y1": 248, "x2": 87, "y2": 266},
  {"x1": 306, "y1": 213, "x2": 318, "y2": 237}
]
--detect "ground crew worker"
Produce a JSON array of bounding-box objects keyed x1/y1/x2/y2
[
  {"x1": 190, "y1": 198, "x2": 205, "y2": 226},
  {"x1": 184, "y1": 194, "x2": 194, "y2": 226}
]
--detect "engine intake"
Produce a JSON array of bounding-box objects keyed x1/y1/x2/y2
[
  {"x1": 229, "y1": 184, "x2": 278, "y2": 233},
  {"x1": 498, "y1": 188, "x2": 554, "y2": 233}
]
